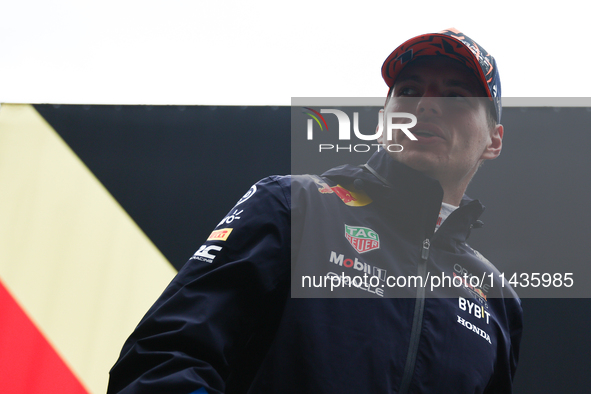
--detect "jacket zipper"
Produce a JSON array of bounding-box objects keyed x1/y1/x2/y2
[{"x1": 398, "y1": 238, "x2": 430, "y2": 394}]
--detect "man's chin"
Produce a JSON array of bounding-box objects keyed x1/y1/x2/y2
[
  {"x1": 390, "y1": 152, "x2": 441, "y2": 177},
  {"x1": 390, "y1": 152, "x2": 439, "y2": 172}
]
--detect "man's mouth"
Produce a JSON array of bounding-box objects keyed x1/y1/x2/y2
[
  {"x1": 413, "y1": 131, "x2": 437, "y2": 137},
  {"x1": 410, "y1": 122, "x2": 445, "y2": 140}
]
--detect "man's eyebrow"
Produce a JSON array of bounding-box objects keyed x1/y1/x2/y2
[
  {"x1": 392, "y1": 74, "x2": 484, "y2": 97},
  {"x1": 396, "y1": 75, "x2": 423, "y2": 84},
  {"x1": 445, "y1": 79, "x2": 476, "y2": 91},
  {"x1": 396, "y1": 75, "x2": 476, "y2": 90}
]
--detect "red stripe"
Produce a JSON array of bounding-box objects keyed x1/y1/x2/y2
[{"x1": 0, "y1": 279, "x2": 89, "y2": 394}]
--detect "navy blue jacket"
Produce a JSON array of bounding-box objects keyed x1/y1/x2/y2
[{"x1": 108, "y1": 150, "x2": 522, "y2": 393}]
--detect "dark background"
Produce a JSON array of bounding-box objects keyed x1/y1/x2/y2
[{"x1": 34, "y1": 104, "x2": 591, "y2": 393}]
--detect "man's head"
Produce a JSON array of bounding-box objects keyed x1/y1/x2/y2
[
  {"x1": 379, "y1": 28, "x2": 504, "y2": 205},
  {"x1": 382, "y1": 28, "x2": 502, "y2": 122}
]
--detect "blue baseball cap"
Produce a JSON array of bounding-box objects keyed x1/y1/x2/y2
[{"x1": 382, "y1": 28, "x2": 502, "y2": 122}]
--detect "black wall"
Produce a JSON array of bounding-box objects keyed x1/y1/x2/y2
[{"x1": 34, "y1": 104, "x2": 591, "y2": 393}]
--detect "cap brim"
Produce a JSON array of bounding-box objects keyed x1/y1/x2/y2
[{"x1": 381, "y1": 33, "x2": 492, "y2": 99}]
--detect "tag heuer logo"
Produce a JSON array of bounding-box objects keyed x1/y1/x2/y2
[{"x1": 345, "y1": 225, "x2": 380, "y2": 253}]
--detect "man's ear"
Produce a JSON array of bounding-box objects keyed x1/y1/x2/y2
[{"x1": 481, "y1": 123, "x2": 503, "y2": 161}]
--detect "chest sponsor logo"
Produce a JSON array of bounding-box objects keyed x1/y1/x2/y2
[
  {"x1": 190, "y1": 245, "x2": 222, "y2": 263},
  {"x1": 330, "y1": 251, "x2": 386, "y2": 277},
  {"x1": 207, "y1": 228, "x2": 233, "y2": 241},
  {"x1": 329, "y1": 251, "x2": 387, "y2": 297},
  {"x1": 314, "y1": 179, "x2": 372, "y2": 207},
  {"x1": 459, "y1": 296, "x2": 490, "y2": 324},
  {"x1": 456, "y1": 315, "x2": 492, "y2": 344},
  {"x1": 345, "y1": 224, "x2": 380, "y2": 253},
  {"x1": 453, "y1": 263, "x2": 489, "y2": 309}
]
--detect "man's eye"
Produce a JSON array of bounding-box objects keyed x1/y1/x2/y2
[
  {"x1": 447, "y1": 92, "x2": 468, "y2": 101},
  {"x1": 399, "y1": 87, "x2": 419, "y2": 96}
]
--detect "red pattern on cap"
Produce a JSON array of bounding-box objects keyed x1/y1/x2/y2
[{"x1": 381, "y1": 28, "x2": 494, "y2": 98}]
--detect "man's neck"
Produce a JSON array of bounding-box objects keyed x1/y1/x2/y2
[
  {"x1": 430, "y1": 167, "x2": 478, "y2": 207},
  {"x1": 442, "y1": 189, "x2": 465, "y2": 206}
]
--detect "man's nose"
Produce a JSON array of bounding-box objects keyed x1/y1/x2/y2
[{"x1": 416, "y1": 91, "x2": 442, "y2": 116}]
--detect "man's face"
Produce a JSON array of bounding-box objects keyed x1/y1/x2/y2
[{"x1": 382, "y1": 56, "x2": 503, "y2": 188}]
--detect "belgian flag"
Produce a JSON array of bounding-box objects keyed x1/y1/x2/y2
[{"x1": 0, "y1": 104, "x2": 289, "y2": 393}]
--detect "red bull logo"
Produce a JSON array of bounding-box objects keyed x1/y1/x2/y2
[
  {"x1": 332, "y1": 186, "x2": 356, "y2": 204},
  {"x1": 314, "y1": 178, "x2": 372, "y2": 207}
]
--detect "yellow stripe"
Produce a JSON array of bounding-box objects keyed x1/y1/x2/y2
[{"x1": 0, "y1": 104, "x2": 177, "y2": 394}]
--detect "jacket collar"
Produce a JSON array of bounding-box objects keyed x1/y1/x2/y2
[{"x1": 321, "y1": 150, "x2": 485, "y2": 243}]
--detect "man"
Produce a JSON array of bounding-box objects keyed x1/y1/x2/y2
[{"x1": 108, "y1": 28, "x2": 522, "y2": 393}]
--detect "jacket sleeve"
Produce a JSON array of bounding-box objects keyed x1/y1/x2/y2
[
  {"x1": 484, "y1": 297, "x2": 523, "y2": 393},
  {"x1": 107, "y1": 176, "x2": 291, "y2": 394}
]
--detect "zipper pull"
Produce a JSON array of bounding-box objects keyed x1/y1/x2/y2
[{"x1": 421, "y1": 239, "x2": 430, "y2": 260}]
